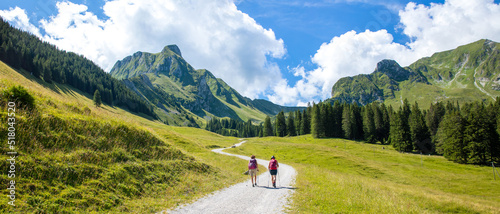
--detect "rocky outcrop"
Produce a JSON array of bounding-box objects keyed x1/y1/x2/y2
[
  {"x1": 374, "y1": 59, "x2": 411, "y2": 82},
  {"x1": 164, "y1": 45, "x2": 182, "y2": 57}
]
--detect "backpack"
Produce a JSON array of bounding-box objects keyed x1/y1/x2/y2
[
  {"x1": 248, "y1": 159, "x2": 257, "y2": 169},
  {"x1": 269, "y1": 159, "x2": 278, "y2": 170}
]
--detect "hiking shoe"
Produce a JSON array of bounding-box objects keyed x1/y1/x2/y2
[
  {"x1": 255, "y1": 183, "x2": 257, "y2": 186},
  {"x1": 252, "y1": 184, "x2": 254, "y2": 187},
  {"x1": 273, "y1": 182, "x2": 276, "y2": 188}
]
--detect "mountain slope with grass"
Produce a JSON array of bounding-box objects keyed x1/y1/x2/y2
[
  {"x1": 110, "y1": 46, "x2": 303, "y2": 123},
  {"x1": 0, "y1": 18, "x2": 156, "y2": 118},
  {"x1": 0, "y1": 59, "x2": 250, "y2": 213},
  {"x1": 330, "y1": 39, "x2": 500, "y2": 108}
]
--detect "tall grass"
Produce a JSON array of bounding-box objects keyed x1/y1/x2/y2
[{"x1": 0, "y1": 62, "x2": 249, "y2": 213}]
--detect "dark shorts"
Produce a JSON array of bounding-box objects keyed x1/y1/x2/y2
[{"x1": 270, "y1": 169, "x2": 277, "y2": 175}]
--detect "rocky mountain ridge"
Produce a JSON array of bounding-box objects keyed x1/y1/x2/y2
[
  {"x1": 329, "y1": 39, "x2": 500, "y2": 108},
  {"x1": 110, "y1": 45, "x2": 303, "y2": 124}
]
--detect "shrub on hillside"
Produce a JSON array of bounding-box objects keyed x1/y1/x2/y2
[{"x1": 2, "y1": 85, "x2": 35, "y2": 110}]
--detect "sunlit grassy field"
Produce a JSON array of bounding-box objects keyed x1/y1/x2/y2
[
  {"x1": 228, "y1": 136, "x2": 500, "y2": 213},
  {"x1": 0, "y1": 61, "x2": 250, "y2": 213}
]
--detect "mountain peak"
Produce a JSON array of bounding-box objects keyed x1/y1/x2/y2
[
  {"x1": 163, "y1": 45, "x2": 182, "y2": 57},
  {"x1": 375, "y1": 59, "x2": 400, "y2": 71},
  {"x1": 374, "y1": 59, "x2": 410, "y2": 82}
]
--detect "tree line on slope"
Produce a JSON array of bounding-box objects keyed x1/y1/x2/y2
[
  {"x1": 205, "y1": 117, "x2": 263, "y2": 138},
  {"x1": 0, "y1": 18, "x2": 154, "y2": 116},
  {"x1": 207, "y1": 98, "x2": 500, "y2": 165}
]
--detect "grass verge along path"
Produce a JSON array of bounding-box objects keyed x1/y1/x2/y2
[{"x1": 165, "y1": 140, "x2": 296, "y2": 214}]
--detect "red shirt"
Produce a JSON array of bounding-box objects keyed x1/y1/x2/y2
[
  {"x1": 268, "y1": 159, "x2": 278, "y2": 170},
  {"x1": 248, "y1": 159, "x2": 257, "y2": 169}
]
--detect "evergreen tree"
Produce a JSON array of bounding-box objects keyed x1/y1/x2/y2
[
  {"x1": 437, "y1": 111, "x2": 468, "y2": 163},
  {"x1": 373, "y1": 103, "x2": 390, "y2": 143},
  {"x1": 287, "y1": 114, "x2": 296, "y2": 136},
  {"x1": 498, "y1": 116, "x2": 500, "y2": 137},
  {"x1": 363, "y1": 103, "x2": 376, "y2": 143},
  {"x1": 93, "y1": 89, "x2": 101, "y2": 107},
  {"x1": 445, "y1": 101, "x2": 457, "y2": 112},
  {"x1": 300, "y1": 109, "x2": 310, "y2": 135},
  {"x1": 245, "y1": 119, "x2": 254, "y2": 137},
  {"x1": 311, "y1": 103, "x2": 324, "y2": 138},
  {"x1": 401, "y1": 98, "x2": 411, "y2": 122},
  {"x1": 351, "y1": 104, "x2": 364, "y2": 140},
  {"x1": 390, "y1": 108, "x2": 412, "y2": 152},
  {"x1": 295, "y1": 111, "x2": 302, "y2": 136},
  {"x1": 497, "y1": 116, "x2": 500, "y2": 162},
  {"x1": 464, "y1": 102, "x2": 497, "y2": 164},
  {"x1": 43, "y1": 60, "x2": 52, "y2": 83},
  {"x1": 409, "y1": 102, "x2": 431, "y2": 152},
  {"x1": 342, "y1": 104, "x2": 353, "y2": 139},
  {"x1": 332, "y1": 100, "x2": 343, "y2": 138},
  {"x1": 264, "y1": 116, "x2": 274, "y2": 137},
  {"x1": 324, "y1": 103, "x2": 334, "y2": 137},
  {"x1": 276, "y1": 111, "x2": 287, "y2": 137},
  {"x1": 493, "y1": 98, "x2": 500, "y2": 162},
  {"x1": 426, "y1": 102, "x2": 446, "y2": 147},
  {"x1": 380, "y1": 103, "x2": 390, "y2": 144}
]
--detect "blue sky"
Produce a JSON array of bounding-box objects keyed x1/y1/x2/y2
[
  {"x1": 236, "y1": 0, "x2": 423, "y2": 85},
  {"x1": 1, "y1": 0, "x2": 500, "y2": 106}
]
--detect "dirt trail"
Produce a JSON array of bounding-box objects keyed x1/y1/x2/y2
[{"x1": 164, "y1": 141, "x2": 297, "y2": 214}]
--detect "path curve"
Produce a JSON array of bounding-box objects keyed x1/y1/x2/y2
[{"x1": 165, "y1": 141, "x2": 297, "y2": 214}]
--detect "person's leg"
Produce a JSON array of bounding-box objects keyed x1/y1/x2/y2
[{"x1": 250, "y1": 169, "x2": 256, "y2": 187}]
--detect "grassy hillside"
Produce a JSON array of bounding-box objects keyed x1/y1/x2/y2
[
  {"x1": 0, "y1": 61, "x2": 250, "y2": 213},
  {"x1": 330, "y1": 40, "x2": 500, "y2": 109},
  {"x1": 110, "y1": 46, "x2": 303, "y2": 124},
  {"x1": 228, "y1": 136, "x2": 500, "y2": 213}
]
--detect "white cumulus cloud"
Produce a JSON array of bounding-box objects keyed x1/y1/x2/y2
[
  {"x1": 399, "y1": 0, "x2": 500, "y2": 57},
  {"x1": 0, "y1": 6, "x2": 41, "y2": 37},
  {"x1": 2, "y1": 0, "x2": 286, "y2": 100},
  {"x1": 269, "y1": 0, "x2": 500, "y2": 105},
  {"x1": 309, "y1": 29, "x2": 411, "y2": 99}
]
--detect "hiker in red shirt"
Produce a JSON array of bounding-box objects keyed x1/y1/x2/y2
[
  {"x1": 248, "y1": 155, "x2": 258, "y2": 187},
  {"x1": 268, "y1": 156, "x2": 279, "y2": 188}
]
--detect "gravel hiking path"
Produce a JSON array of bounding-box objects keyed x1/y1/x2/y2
[{"x1": 164, "y1": 140, "x2": 297, "y2": 214}]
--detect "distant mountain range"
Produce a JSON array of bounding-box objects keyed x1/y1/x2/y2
[
  {"x1": 328, "y1": 39, "x2": 500, "y2": 108},
  {"x1": 110, "y1": 45, "x2": 303, "y2": 125}
]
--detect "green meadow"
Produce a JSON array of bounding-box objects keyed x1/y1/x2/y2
[
  {"x1": 0, "y1": 62, "x2": 249, "y2": 213},
  {"x1": 229, "y1": 136, "x2": 500, "y2": 213}
]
